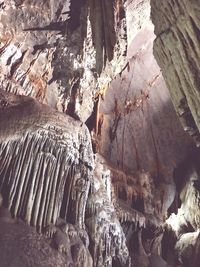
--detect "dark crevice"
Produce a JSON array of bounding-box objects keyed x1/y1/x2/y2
[
  {"x1": 118, "y1": 186, "x2": 127, "y2": 201},
  {"x1": 85, "y1": 97, "x2": 100, "y2": 153},
  {"x1": 68, "y1": 0, "x2": 86, "y2": 31},
  {"x1": 132, "y1": 196, "x2": 145, "y2": 213},
  {"x1": 85, "y1": 100, "x2": 98, "y2": 133},
  {"x1": 32, "y1": 42, "x2": 59, "y2": 55},
  {"x1": 9, "y1": 50, "x2": 27, "y2": 78},
  {"x1": 190, "y1": 16, "x2": 200, "y2": 43},
  {"x1": 23, "y1": 21, "x2": 68, "y2": 34}
]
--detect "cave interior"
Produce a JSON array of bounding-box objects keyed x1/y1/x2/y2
[{"x1": 0, "y1": 0, "x2": 200, "y2": 266}]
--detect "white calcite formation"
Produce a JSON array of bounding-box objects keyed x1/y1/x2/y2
[
  {"x1": 0, "y1": 0, "x2": 200, "y2": 266},
  {"x1": 0, "y1": 89, "x2": 93, "y2": 233},
  {"x1": 86, "y1": 154, "x2": 130, "y2": 267}
]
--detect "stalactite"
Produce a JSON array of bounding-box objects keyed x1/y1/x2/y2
[
  {"x1": 0, "y1": 90, "x2": 94, "y2": 233},
  {"x1": 47, "y1": 149, "x2": 62, "y2": 225},
  {"x1": 114, "y1": 199, "x2": 146, "y2": 228},
  {"x1": 89, "y1": 0, "x2": 117, "y2": 74}
]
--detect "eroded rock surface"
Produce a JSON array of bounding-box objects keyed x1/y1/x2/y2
[
  {"x1": 0, "y1": 0, "x2": 200, "y2": 266},
  {"x1": 151, "y1": 0, "x2": 200, "y2": 145},
  {"x1": 0, "y1": 220, "x2": 70, "y2": 267},
  {"x1": 98, "y1": 21, "x2": 193, "y2": 184},
  {"x1": 86, "y1": 154, "x2": 130, "y2": 267},
  {"x1": 0, "y1": 89, "x2": 93, "y2": 232},
  {"x1": 151, "y1": 2, "x2": 200, "y2": 264},
  {"x1": 0, "y1": 193, "x2": 69, "y2": 267},
  {"x1": 0, "y1": 0, "x2": 128, "y2": 122}
]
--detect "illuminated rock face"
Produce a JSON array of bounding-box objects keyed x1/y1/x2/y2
[
  {"x1": 0, "y1": 90, "x2": 130, "y2": 267},
  {"x1": 0, "y1": 0, "x2": 94, "y2": 121},
  {"x1": 98, "y1": 22, "x2": 192, "y2": 183},
  {"x1": 1, "y1": 0, "x2": 200, "y2": 266},
  {"x1": 0, "y1": 89, "x2": 93, "y2": 232},
  {"x1": 0, "y1": 0, "x2": 127, "y2": 122},
  {"x1": 151, "y1": 0, "x2": 200, "y2": 146},
  {"x1": 151, "y1": 1, "x2": 200, "y2": 265},
  {"x1": 163, "y1": 155, "x2": 200, "y2": 266}
]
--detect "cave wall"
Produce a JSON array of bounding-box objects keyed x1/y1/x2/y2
[
  {"x1": 0, "y1": 0, "x2": 93, "y2": 121},
  {"x1": 0, "y1": 0, "x2": 199, "y2": 266},
  {"x1": 151, "y1": 0, "x2": 200, "y2": 145},
  {"x1": 0, "y1": 89, "x2": 95, "y2": 266},
  {"x1": 98, "y1": 2, "x2": 193, "y2": 184},
  {"x1": 151, "y1": 1, "x2": 200, "y2": 266},
  {"x1": 0, "y1": 0, "x2": 127, "y2": 122}
]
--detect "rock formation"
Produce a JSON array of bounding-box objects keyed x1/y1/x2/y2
[
  {"x1": 151, "y1": 0, "x2": 200, "y2": 266},
  {"x1": 151, "y1": 0, "x2": 200, "y2": 146},
  {"x1": 0, "y1": 0, "x2": 200, "y2": 266},
  {"x1": 0, "y1": 89, "x2": 93, "y2": 232}
]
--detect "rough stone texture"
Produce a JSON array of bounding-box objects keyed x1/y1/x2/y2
[
  {"x1": 0, "y1": 89, "x2": 93, "y2": 231},
  {"x1": 86, "y1": 154, "x2": 130, "y2": 267},
  {"x1": 88, "y1": 154, "x2": 172, "y2": 267},
  {"x1": 151, "y1": 0, "x2": 200, "y2": 145},
  {"x1": 175, "y1": 231, "x2": 200, "y2": 267},
  {"x1": 150, "y1": 2, "x2": 200, "y2": 265},
  {"x1": 0, "y1": 0, "x2": 94, "y2": 121},
  {"x1": 162, "y1": 152, "x2": 200, "y2": 266},
  {"x1": 0, "y1": 90, "x2": 132, "y2": 266},
  {"x1": 98, "y1": 22, "x2": 193, "y2": 183},
  {"x1": 44, "y1": 221, "x2": 93, "y2": 267},
  {"x1": 0, "y1": 220, "x2": 69, "y2": 267},
  {"x1": 0, "y1": 0, "x2": 199, "y2": 266},
  {"x1": 0, "y1": 203, "x2": 92, "y2": 267},
  {"x1": 0, "y1": 0, "x2": 128, "y2": 122},
  {"x1": 0, "y1": 90, "x2": 94, "y2": 266},
  {"x1": 125, "y1": 0, "x2": 150, "y2": 46}
]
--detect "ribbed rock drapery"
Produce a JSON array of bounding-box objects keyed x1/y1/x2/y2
[
  {"x1": 151, "y1": 0, "x2": 200, "y2": 145},
  {"x1": 1, "y1": 0, "x2": 200, "y2": 266},
  {"x1": 0, "y1": 89, "x2": 93, "y2": 231},
  {"x1": 151, "y1": 1, "x2": 200, "y2": 266}
]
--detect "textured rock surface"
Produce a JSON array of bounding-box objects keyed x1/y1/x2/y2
[
  {"x1": 125, "y1": 0, "x2": 150, "y2": 46},
  {"x1": 44, "y1": 221, "x2": 93, "y2": 267},
  {"x1": 1, "y1": 0, "x2": 200, "y2": 266},
  {"x1": 162, "y1": 153, "x2": 200, "y2": 266},
  {"x1": 86, "y1": 154, "x2": 130, "y2": 266},
  {"x1": 175, "y1": 231, "x2": 200, "y2": 267},
  {"x1": 0, "y1": 220, "x2": 69, "y2": 267},
  {"x1": 0, "y1": 203, "x2": 92, "y2": 267},
  {"x1": 0, "y1": 90, "x2": 94, "y2": 266},
  {"x1": 151, "y1": 0, "x2": 200, "y2": 145},
  {"x1": 88, "y1": 154, "x2": 171, "y2": 266},
  {"x1": 98, "y1": 22, "x2": 193, "y2": 183},
  {"x1": 0, "y1": 0, "x2": 128, "y2": 122},
  {"x1": 0, "y1": 90, "x2": 131, "y2": 266},
  {"x1": 0, "y1": 89, "x2": 93, "y2": 231},
  {"x1": 0, "y1": 0, "x2": 93, "y2": 121},
  {"x1": 151, "y1": 2, "x2": 200, "y2": 265}
]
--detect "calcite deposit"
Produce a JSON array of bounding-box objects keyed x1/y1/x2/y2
[{"x1": 0, "y1": 0, "x2": 200, "y2": 266}]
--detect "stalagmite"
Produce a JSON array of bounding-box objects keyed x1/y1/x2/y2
[{"x1": 86, "y1": 154, "x2": 130, "y2": 266}]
